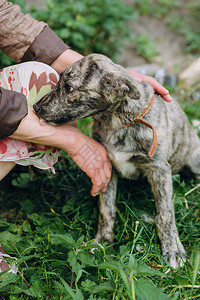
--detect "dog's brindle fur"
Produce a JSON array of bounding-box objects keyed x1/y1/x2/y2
[{"x1": 34, "y1": 54, "x2": 200, "y2": 268}]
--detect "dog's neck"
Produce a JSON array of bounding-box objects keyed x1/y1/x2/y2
[{"x1": 93, "y1": 82, "x2": 155, "y2": 129}]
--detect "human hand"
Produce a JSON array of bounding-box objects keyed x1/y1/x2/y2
[
  {"x1": 127, "y1": 69, "x2": 172, "y2": 102},
  {"x1": 11, "y1": 108, "x2": 112, "y2": 196},
  {"x1": 65, "y1": 128, "x2": 112, "y2": 197}
]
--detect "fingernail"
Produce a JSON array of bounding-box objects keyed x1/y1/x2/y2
[
  {"x1": 165, "y1": 95, "x2": 173, "y2": 102},
  {"x1": 163, "y1": 87, "x2": 169, "y2": 93},
  {"x1": 92, "y1": 193, "x2": 99, "y2": 197}
]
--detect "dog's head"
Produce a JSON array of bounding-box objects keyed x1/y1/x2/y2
[{"x1": 34, "y1": 54, "x2": 141, "y2": 125}]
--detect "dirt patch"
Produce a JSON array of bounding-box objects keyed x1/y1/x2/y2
[{"x1": 118, "y1": 15, "x2": 192, "y2": 73}]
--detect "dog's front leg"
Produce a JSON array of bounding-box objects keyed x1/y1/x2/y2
[
  {"x1": 146, "y1": 163, "x2": 186, "y2": 268},
  {"x1": 95, "y1": 170, "x2": 118, "y2": 243}
]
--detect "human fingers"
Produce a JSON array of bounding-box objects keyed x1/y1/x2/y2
[
  {"x1": 67, "y1": 133, "x2": 112, "y2": 196},
  {"x1": 127, "y1": 69, "x2": 142, "y2": 82},
  {"x1": 89, "y1": 158, "x2": 112, "y2": 196},
  {"x1": 142, "y1": 75, "x2": 173, "y2": 102},
  {"x1": 127, "y1": 70, "x2": 173, "y2": 102},
  {"x1": 161, "y1": 92, "x2": 173, "y2": 102},
  {"x1": 90, "y1": 171, "x2": 105, "y2": 196}
]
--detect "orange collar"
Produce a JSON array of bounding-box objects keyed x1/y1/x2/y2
[{"x1": 122, "y1": 95, "x2": 157, "y2": 158}]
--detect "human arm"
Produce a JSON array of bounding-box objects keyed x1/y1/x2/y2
[
  {"x1": 0, "y1": 86, "x2": 111, "y2": 195},
  {"x1": 0, "y1": 1, "x2": 110, "y2": 196},
  {"x1": 10, "y1": 108, "x2": 112, "y2": 196}
]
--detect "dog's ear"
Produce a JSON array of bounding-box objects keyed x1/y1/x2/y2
[{"x1": 100, "y1": 73, "x2": 140, "y2": 100}]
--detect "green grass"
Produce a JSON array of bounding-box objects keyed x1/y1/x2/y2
[{"x1": 0, "y1": 93, "x2": 200, "y2": 299}]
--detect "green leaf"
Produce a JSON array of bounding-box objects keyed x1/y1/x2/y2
[
  {"x1": 0, "y1": 273, "x2": 18, "y2": 289},
  {"x1": 78, "y1": 252, "x2": 95, "y2": 266},
  {"x1": 29, "y1": 280, "x2": 45, "y2": 298},
  {"x1": 92, "y1": 280, "x2": 116, "y2": 294},
  {"x1": 74, "y1": 289, "x2": 84, "y2": 300},
  {"x1": 88, "y1": 295, "x2": 96, "y2": 300},
  {"x1": 16, "y1": 254, "x2": 40, "y2": 265},
  {"x1": 119, "y1": 244, "x2": 130, "y2": 257},
  {"x1": 128, "y1": 256, "x2": 163, "y2": 276},
  {"x1": 10, "y1": 295, "x2": 24, "y2": 300},
  {"x1": 59, "y1": 276, "x2": 84, "y2": 300},
  {"x1": 67, "y1": 251, "x2": 77, "y2": 267},
  {"x1": 75, "y1": 269, "x2": 83, "y2": 284},
  {"x1": 174, "y1": 274, "x2": 189, "y2": 286},
  {"x1": 0, "y1": 219, "x2": 10, "y2": 228},
  {"x1": 12, "y1": 172, "x2": 31, "y2": 188},
  {"x1": 135, "y1": 278, "x2": 173, "y2": 300},
  {"x1": 9, "y1": 284, "x2": 32, "y2": 296},
  {"x1": 81, "y1": 279, "x2": 96, "y2": 292},
  {"x1": 75, "y1": 235, "x2": 85, "y2": 247},
  {"x1": 53, "y1": 280, "x2": 65, "y2": 294},
  {"x1": 22, "y1": 222, "x2": 32, "y2": 233},
  {"x1": 0, "y1": 231, "x2": 21, "y2": 247},
  {"x1": 192, "y1": 249, "x2": 200, "y2": 285},
  {"x1": 51, "y1": 233, "x2": 76, "y2": 248},
  {"x1": 97, "y1": 261, "x2": 122, "y2": 272},
  {"x1": 67, "y1": 251, "x2": 83, "y2": 274}
]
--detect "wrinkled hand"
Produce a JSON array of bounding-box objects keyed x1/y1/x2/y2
[
  {"x1": 65, "y1": 128, "x2": 112, "y2": 197},
  {"x1": 127, "y1": 69, "x2": 172, "y2": 102},
  {"x1": 11, "y1": 109, "x2": 112, "y2": 196}
]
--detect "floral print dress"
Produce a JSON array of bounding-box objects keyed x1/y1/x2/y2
[{"x1": 0, "y1": 62, "x2": 59, "y2": 172}]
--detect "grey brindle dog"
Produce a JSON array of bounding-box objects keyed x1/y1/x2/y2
[{"x1": 34, "y1": 54, "x2": 200, "y2": 268}]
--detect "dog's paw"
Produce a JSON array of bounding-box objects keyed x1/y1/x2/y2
[
  {"x1": 94, "y1": 236, "x2": 113, "y2": 245},
  {"x1": 89, "y1": 237, "x2": 113, "y2": 254},
  {"x1": 163, "y1": 247, "x2": 186, "y2": 268},
  {"x1": 94, "y1": 231, "x2": 114, "y2": 245}
]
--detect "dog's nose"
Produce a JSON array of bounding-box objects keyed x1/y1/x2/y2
[{"x1": 33, "y1": 103, "x2": 40, "y2": 113}]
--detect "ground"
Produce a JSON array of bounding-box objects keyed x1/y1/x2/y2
[{"x1": 118, "y1": 15, "x2": 188, "y2": 73}]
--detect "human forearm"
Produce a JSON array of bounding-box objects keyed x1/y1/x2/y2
[
  {"x1": 11, "y1": 108, "x2": 112, "y2": 196},
  {"x1": 51, "y1": 49, "x2": 83, "y2": 73}
]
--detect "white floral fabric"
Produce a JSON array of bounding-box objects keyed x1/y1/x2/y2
[{"x1": 0, "y1": 62, "x2": 59, "y2": 172}]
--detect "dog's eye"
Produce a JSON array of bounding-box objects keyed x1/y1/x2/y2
[{"x1": 65, "y1": 83, "x2": 74, "y2": 92}]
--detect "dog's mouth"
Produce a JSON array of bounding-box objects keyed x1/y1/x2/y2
[
  {"x1": 39, "y1": 118, "x2": 62, "y2": 126},
  {"x1": 39, "y1": 118, "x2": 47, "y2": 127}
]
